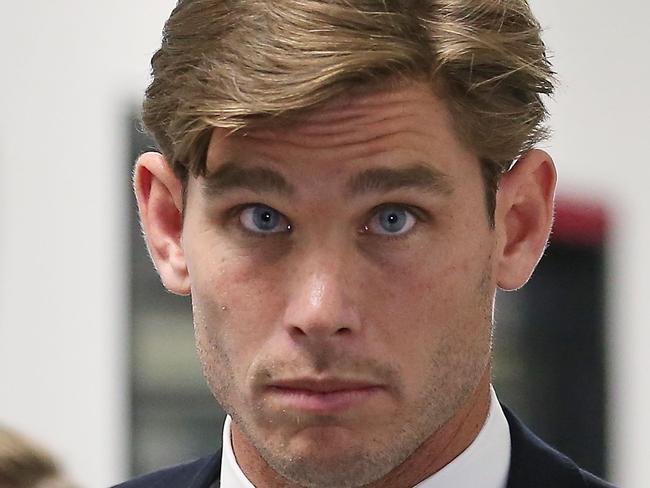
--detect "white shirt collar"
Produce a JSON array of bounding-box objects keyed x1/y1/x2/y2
[
  {"x1": 219, "y1": 387, "x2": 511, "y2": 488},
  {"x1": 220, "y1": 415, "x2": 256, "y2": 488}
]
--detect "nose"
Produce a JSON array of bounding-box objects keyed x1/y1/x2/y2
[{"x1": 282, "y1": 250, "x2": 362, "y2": 340}]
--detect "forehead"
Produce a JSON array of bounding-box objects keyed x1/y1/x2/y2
[{"x1": 205, "y1": 81, "x2": 477, "y2": 178}]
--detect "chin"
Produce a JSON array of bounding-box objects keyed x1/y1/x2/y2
[
  {"x1": 262, "y1": 447, "x2": 394, "y2": 488},
  {"x1": 252, "y1": 426, "x2": 407, "y2": 488}
]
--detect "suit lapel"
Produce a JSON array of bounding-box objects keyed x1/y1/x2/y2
[{"x1": 503, "y1": 406, "x2": 586, "y2": 488}]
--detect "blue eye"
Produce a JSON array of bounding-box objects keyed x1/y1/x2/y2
[
  {"x1": 240, "y1": 205, "x2": 290, "y2": 234},
  {"x1": 365, "y1": 205, "x2": 416, "y2": 236}
]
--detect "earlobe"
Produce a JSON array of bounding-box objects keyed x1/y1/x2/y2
[
  {"x1": 494, "y1": 149, "x2": 557, "y2": 291},
  {"x1": 133, "y1": 152, "x2": 191, "y2": 295}
]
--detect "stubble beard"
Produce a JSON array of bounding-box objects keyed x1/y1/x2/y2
[
  {"x1": 197, "y1": 336, "x2": 491, "y2": 488},
  {"x1": 228, "y1": 341, "x2": 490, "y2": 488},
  {"x1": 192, "y1": 268, "x2": 495, "y2": 488}
]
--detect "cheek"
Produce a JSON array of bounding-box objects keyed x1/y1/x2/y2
[
  {"x1": 364, "y1": 239, "x2": 493, "y2": 359},
  {"x1": 187, "y1": 240, "x2": 289, "y2": 373}
]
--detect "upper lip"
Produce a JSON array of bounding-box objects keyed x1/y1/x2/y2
[{"x1": 268, "y1": 378, "x2": 383, "y2": 393}]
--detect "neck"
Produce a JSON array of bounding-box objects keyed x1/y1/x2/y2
[{"x1": 232, "y1": 367, "x2": 492, "y2": 488}]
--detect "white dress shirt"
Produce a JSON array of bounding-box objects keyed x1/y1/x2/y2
[{"x1": 218, "y1": 387, "x2": 511, "y2": 487}]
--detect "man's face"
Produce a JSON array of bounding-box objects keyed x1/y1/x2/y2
[{"x1": 182, "y1": 82, "x2": 497, "y2": 487}]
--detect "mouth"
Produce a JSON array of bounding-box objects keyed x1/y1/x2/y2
[{"x1": 264, "y1": 378, "x2": 385, "y2": 414}]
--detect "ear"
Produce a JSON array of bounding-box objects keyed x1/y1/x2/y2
[
  {"x1": 133, "y1": 152, "x2": 190, "y2": 295},
  {"x1": 494, "y1": 149, "x2": 557, "y2": 291}
]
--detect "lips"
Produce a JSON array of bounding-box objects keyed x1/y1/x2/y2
[{"x1": 264, "y1": 378, "x2": 385, "y2": 413}]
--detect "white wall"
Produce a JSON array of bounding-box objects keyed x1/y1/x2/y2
[
  {"x1": 529, "y1": 3, "x2": 650, "y2": 487},
  {"x1": 0, "y1": 2, "x2": 176, "y2": 486},
  {"x1": 0, "y1": 1, "x2": 647, "y2": 487}
]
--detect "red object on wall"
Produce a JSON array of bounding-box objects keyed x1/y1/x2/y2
[{"x1": 552, "y1": 198, "x2": 608, "y2": 247}]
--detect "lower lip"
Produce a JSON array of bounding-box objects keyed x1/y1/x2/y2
[{"x1": 266, "y1": 386, "x2": 384, "y2": 413}]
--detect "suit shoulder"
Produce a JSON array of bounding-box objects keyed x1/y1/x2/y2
[
  {"x1": 502, "y1": 405, "x2": 619, "y2": 488},
  {"x1": 111, "y1": 453, "x2": 220, "y2": 488},
  {"x1": 580, "y1": 468, "x2": 618, "y2": 488}
]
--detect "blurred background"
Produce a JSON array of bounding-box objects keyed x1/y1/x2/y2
[{"x1": 0, "y1": 1, "x2": 648, "y2": 487}]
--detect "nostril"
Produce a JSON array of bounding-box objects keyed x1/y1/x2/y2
[
  {"x1": 290, "y1": 326, "x2": 308, "y2": 337},
  {"x1": 288, "y1": 325, "x2": 353, "y2": 337}
]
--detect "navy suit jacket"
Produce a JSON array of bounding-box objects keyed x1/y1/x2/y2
[{"x1": 113, "y1": 407, "x2": 617, "y2": 487}]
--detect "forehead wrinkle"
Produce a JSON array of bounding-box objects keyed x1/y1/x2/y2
[
  {"x1": 290, "y1": 112, "x2": 417, "y2": 141},
  {"x1": 246, "y1": 94, "x2": 430, "y2": 145},
  {"x1": 243, "y1": 126, "x2": 428, "y2": 155}
]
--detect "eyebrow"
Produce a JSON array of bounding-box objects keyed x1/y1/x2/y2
[
  {"x1": 345, "y1": 163, "x2": 453, "y2": 197},
  {"x1": 202, "y1": 161, "x2": 452, "y2": 199},
  {"x1": 202, "y1": 162, "x2": 296, "y2": 197}
]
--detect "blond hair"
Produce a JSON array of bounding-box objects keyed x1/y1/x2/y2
[
  {"x1": 0, "y1": 426, "x2": 78, "y2": 488},
  {"x1": 143, "y1": 0, "x2": 555, "y2": 219}
]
